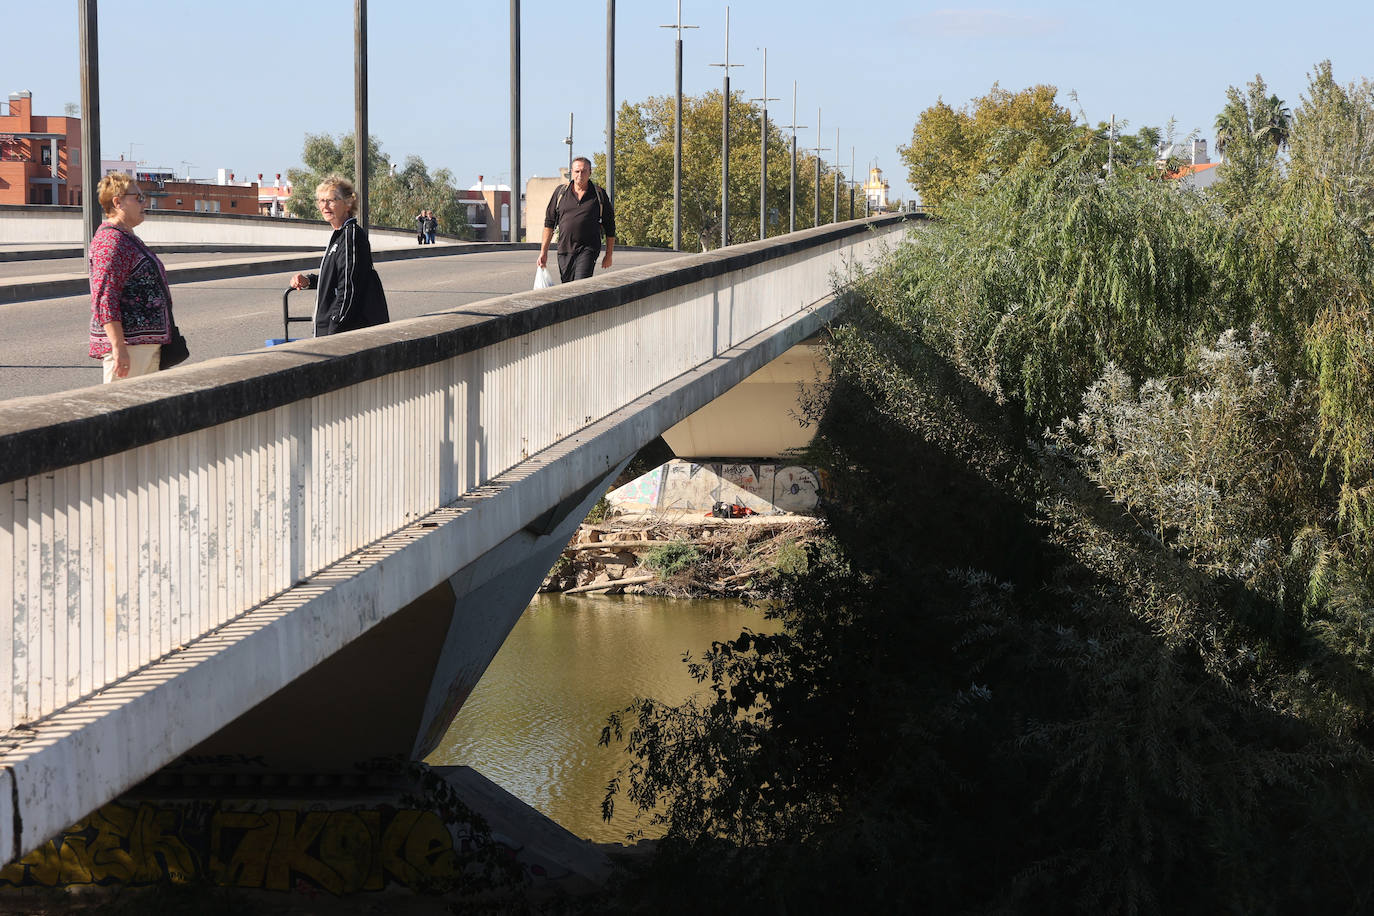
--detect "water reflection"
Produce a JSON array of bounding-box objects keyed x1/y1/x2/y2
[{"x1": 427, "y1": 592, "x2": 771, "y2": 844}]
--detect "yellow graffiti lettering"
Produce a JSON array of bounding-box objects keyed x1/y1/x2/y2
[
  {"x1": 402, "y1": 810, "x2": 456, "y2": 881},
  {"x1": 210, "y1": 810, "x2": 278, "y2": 888},
  {"x1": 128, "y1": 804, "x2": 197, "y2": 884},
  {"x1": 317, "y1": 812, "x2": 375, "y2": 894},
  {"x1": 379, "y1": 808, "x2": 421, "y2": 885},
  {"x1": 86, "y1": 804, "x2": 137, "y2": 882},
  {"x1": 265, "y1": 810, "x2": 340, "y2": 894},
  {"x1": 3, "y1": 842, "x2": 62, "y2": 886}
]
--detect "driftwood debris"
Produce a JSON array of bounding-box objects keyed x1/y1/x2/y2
[
  {"x1": 562, "y1": 538, "x2": 716, "y2": 553},
  {"x1": 563, "y1": 575, "x2": 657, "y2": 595}
]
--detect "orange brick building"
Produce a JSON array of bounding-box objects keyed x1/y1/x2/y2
[{"x1": 0, "y1": 91, "x2": 82, "y2": 205}]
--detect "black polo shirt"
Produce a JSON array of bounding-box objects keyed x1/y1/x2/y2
[{"x1": 544, "y1": 181, "x2": 616, "y2": 254}]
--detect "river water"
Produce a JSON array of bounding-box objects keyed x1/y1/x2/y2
[{"x1": 426, "y1": 592, "x2": 772, "y2": 844}]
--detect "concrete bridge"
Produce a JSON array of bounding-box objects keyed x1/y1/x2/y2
[{"x1": 0, "y1": 213, "x2": 910, "y2": 869}]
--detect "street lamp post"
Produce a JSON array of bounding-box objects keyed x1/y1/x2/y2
[
  {"x1": 849, "y1": 146, "x2": 856, "y2": 220},
  {"x1": 78, "y1": 0, "x2": 102, "y2": 252},
  {"x1": 832, "y1": 127, "x2": 840, "y2": 222},
  {"x1": 748, "y1": 48, "x2": 777, "y2": 241},
  {"x1": 709, "y1": 7, "x2": 741, "y2": 249},
  {"x1": 354, "y1": 0, "x2": 369, "y2": 229},
  {"x1": 606, "y1": 0, "x2": 615, "y2": 204},
  {"x1": 510, "y1": 1, "x2": 521, "y2": 243},
  {"x1": 660, "y1": 1, "x2": 697, "y2": 251},
  {"x1": 780, "y1": 82, "x2": 806, "y2": 233},
  {"x1": 810, "y1": 109, "x2": 829, "y2": 227},
  {"x1": 565, "y1": 113, "x2": 574, "y2": 175}
]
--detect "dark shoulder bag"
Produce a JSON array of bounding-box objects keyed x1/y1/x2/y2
[
  {"x1": 155, "y1": 265, "x2": 189, "y2": 370},
  {"x1": 159, "y1": 325, "x2": 190, "y2": 370}
]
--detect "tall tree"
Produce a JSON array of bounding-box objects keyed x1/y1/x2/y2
[
  {"x1": 898, "y1": 83, "x2": 1077, "y2": 210},
  {"x1": 1255, "y1": 93, "x2": 1293, "y2": 151},
  {"x1": 1210, "y1": 75, "x2": 1285, "y2": 208},
  {"x1": 598, "y1": 91, "x2": 846, "y2": 250},
  {"x1": 287, "y1": 132, "x2": 469, "y2": 237}
]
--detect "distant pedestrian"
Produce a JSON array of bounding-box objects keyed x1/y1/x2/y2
[
  {"x1": 424, "y1": 210, "x2": 438, "y2": 244},
  {"x1": 88, "y1": 172, "x2": 174, "y2": 382},
  {"x1": 416, "y1": 210, "x2": 427, "y2": 244},
  {"x1": 537, "y1": 156, "x2": 615, "y2": 283},
  {"x1": 290, "y1": 175, "x2": 390, "y2": 336}
]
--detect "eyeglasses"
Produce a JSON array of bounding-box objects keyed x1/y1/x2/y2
[
  {"x1": 123, "y1": 191, "x2": 147, "y2": 204},
  {"x1": 316, "y1": 197, "x2": 342, "y2": 207}
]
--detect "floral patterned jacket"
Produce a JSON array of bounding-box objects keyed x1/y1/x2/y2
[{"x1": 88, "y1": 222, "x2": 172, "y2": 357}]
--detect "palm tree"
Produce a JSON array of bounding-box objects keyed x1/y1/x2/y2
[
  {"x1": 1253, "y1": 93, "x2": 1293, "y2": 151},
  {"x1": 1214, "y1": 96, "x2": 1250, "y2": 160}
]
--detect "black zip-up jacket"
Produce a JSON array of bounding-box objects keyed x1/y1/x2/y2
[{"x1": 304, "y1": 217, "x2": 389, "y2": 336}]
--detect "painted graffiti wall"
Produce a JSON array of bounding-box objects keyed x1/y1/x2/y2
[
  {"x1": 606, "y1": 460, "x2": 821, "y2": 515},
  {"x1": 0, "y1": 800, "x2": 476, "y2": 893}
]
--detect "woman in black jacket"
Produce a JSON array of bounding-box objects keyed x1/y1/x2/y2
[{"x1": 289, "y1": 175, "x2": 389, "y2": 336}]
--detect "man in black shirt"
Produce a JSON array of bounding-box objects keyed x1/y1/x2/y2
[{"x1": 537, "y1": 156, "x2": 616, "y2": 283}]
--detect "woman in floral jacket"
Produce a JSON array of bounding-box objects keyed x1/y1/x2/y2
[{"x1": 88, "y1": 172, "x2": 172, "y2": 382}]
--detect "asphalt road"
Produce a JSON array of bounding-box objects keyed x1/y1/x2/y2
[{"x1": 0, "y1": 249, "x2": 681, "y2": 401}]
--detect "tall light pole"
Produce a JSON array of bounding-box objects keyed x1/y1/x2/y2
[
  {"x1": 354, "y1": 0, "x2": 368, "y2": 229},
  {"x1": 832, "y1": 127, "x2": 840, "y2": 223},
  {"x1": 709, "y1": 7, "x2": 741, "y2": 249},
  {"x1": 749, "y1": 48, "x2": 777, "y2": 241},
  {"x1": 849, "y1": 146, "x2": 856, "y2": 220},
  {"x1": 510, "y1": 1, "x2": 521, "y2": 243},
  {"x1": 78, "y1": 0, "x2": 102, "y2": 251},
  {"x1": 660, "y1": 1, "x2": 696, "y2": 251},
  {"x1": 780, "y1": 82, "x2": 806, "y2": 233},
  {"x1": 606, "y1": 0, "x2": 615, "y2": 204},
  {"x1": 810, "y1": 108, "x2": 829, "y2": 227},
  {"x1": 565, "y1": 113, "x2": 574, "y2": 175}
]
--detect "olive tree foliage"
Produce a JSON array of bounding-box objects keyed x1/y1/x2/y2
[
  {"x1": 286, "y1": 132, "x2": 469, "y2": 237},
  {"x1": 597, "y1": 90, "x2": 847, "y2": 251}
]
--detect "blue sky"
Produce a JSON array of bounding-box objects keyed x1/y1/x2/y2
[{"x1": 5, "y1": 2, "x2": 1372, "y2": 204}]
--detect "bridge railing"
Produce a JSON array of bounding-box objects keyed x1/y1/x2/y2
[{"x1": 0, "y1": 214, "x2": 912, "y2": 732}]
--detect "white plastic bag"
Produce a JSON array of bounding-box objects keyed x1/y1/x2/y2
[{"x1": 533, "y1": 266, "x2": 555, "y2": 290}]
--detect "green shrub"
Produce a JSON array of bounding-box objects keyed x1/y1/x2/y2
[
  {"x1": 771, "y1": 539, "x2": 808, "y2": 577},
  {"x1": 644, "y1": 542, "x2": 701, "y2": 577}
]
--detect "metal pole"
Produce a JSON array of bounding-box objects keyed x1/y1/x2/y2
[
  {"x1": 814, "y1": 110, "x2": 821, "y2": 226},
  {"x1": 833, "y1": 127, "x2": 840, "y2": 222},
  {"x1": 78, "y1": 0, "x2": 102, "y2": 252},
  {"x1": 782, "y1": 82, "x2": 805, "y2": 233},
  {"x1": 1106, "y1": 113, "x2": 1115, "y2": 179},
  {"x1": 710, "y1": 8, "x2": 740, "y2": 249},
  {"x1": 749, "y1": 48, "x2": 776, "y2": 241},
  {"x1": 354, "y1": 0, "x2": 368, "y2": 229},
  {"x1": 606, "y1": 0, "x2": 614, "y2": 204},
  {"x1": 567, "y1": 113, "x2": 574, "y2": 175},
  {"x1": 510, "y1": 1, "x2": 521, "y2": 242},
  {"x1": 810, "y1": 109, "x2": 828, "y2": 227},
  {"x1": 674, "y1": 41, "x2": 682, "y2": 249},
  {"x1": 661, "y1": 4, "x2": 695, "y2": 252},
  {"x1": 849, "y1": 146, "x2": 855, "y2": 220}
]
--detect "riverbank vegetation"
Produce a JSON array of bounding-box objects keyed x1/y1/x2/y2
[{"x1": 594, "y1": 62, "x2": 1374, "y2": 913}]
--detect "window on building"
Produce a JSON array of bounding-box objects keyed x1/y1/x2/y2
[
  {"x1": 41, "y1": 146, "x2": 52, "y2": 167},
  {"x1": 230, "y1": 200, "x2": 237, "y2": 208},
  {"x1": 71, "y1": 149, "x2": 79, "y2": 168}
]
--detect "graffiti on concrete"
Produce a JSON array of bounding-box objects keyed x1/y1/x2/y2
[
  {"x1": 610, "y1": 460, "x2": 821, "y2": 515},
  {"x1": 0, "y1": 801, "x2": 483, "y2": 893},
  {"x1": 605, "y1": 465, "x2": 664, "y2": 508}
]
